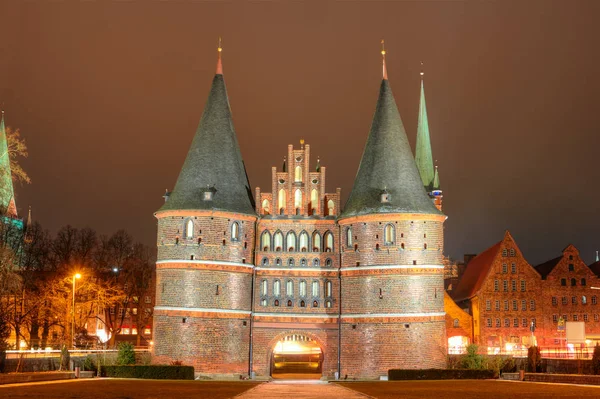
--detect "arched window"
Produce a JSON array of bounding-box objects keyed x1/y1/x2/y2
[
  {"x1": 327, "y1": 200, "x2": 335, "y2": 216},
  {"x1": 299, "y1": 281, "x2": 307, "y2": 297},
  {"x1": 231, "y1": 222, "x2": 240, "y2": 241},
  {"x1": 313, "y1": 258, "x2": 320, "y2": 267},
  {"x1": 288, "y1": 258, "x2": 294, "y2": 267},
  {"x1": 261, "y1": 280, "x2": 268, "y2": 296},
  {"x1": 300, "y1": 300, "x2": 306, "y2": 307},
  {"x1": 325, "y1": 280, "x2": 332, "y2": 298},
  {"x1": 581, "y1": 278, "x2": 587, "y2": 286},
  {"x1": 286, "y1": 280, "x2": 294, "y2": 297},
  {"x1": 274, "y1": 231, "x2": 283, "y2": 251},
  {"x1": 313, "y1": 300, "x2": 319, "y2": 307},
  {"x1": 261, "y1": 257, "x2": 268, "y2": 266},
  {"x1": 325, "y1": 300, "x2": 332, "y2": 308},
  {"x1": 326, "y1": 258, "x2": 332, "y2": 267},
  {"x1": 294, "y1": 189, "x2": 302, "y2": 212},
  {"x1": 260, "y1": 299, "x2": 267, "y2": 306},
  {"x1": 324, "y1": 231, "x2": 334, "y2": 252},
  {"x1": 273, "y1": 280, "x2": 281, "y2": 296},
  {"x1": 261, "y1": 231, "x2": 271, "y2": 251},
  {"x1": 278, "y1": 189, "x2": 286, "y2": 214},
  {"x1": 312, "y1": 281, "x2": 319, "y2": 297},
  {"x1": 275, "y1": 258, "x2": 282, "y2": 266},
  {"x1": 274, "y1": 299, "x2": 280, "y2": 307},
  {"x1": 582, "y1": 295, "x2": 587, "y2": 304},
  {"x1": 346, "y1": 227, "x2": 353, "y2": 247},
  {"x1": 185, "y1": 220, "x2": 194, "y2": 239},
  {"x1": 310, "y1": 189, "x2": 319, "y2": 215},
  {"x1": 384, "y1": 224, "x2": 395, "y2": 245},
  {"x1": 300, "y1": 258, "x2": 306, "y2": 266},
  {"x1": 312, "y1": 232, "x2": 321, "y2": 252},
  {"x1": 286, "y1": 231, "x2": 297, "y2": 252},
  {"x1": 287, "y1": 300, "x2": 293, "y2": 307},
  {"x1": 262, "y1": 199, "x2": 270, "y2": 215},
  {"x1": 295, "y1": 166, "x2": 302, "y2": 182},
  {"x1": 453, "y1": 319, "x2": 459, "y2": 328},
  {"x1": 299, "y1": 231, "x2": 309, "y2": 252},
  {"x1": 571, "y1": 278, "x2": 577, "y2": 287}
]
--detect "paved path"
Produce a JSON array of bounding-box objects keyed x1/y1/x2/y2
[{"x1": 236, "y1": 380, "x2": 372, "y2": 398}]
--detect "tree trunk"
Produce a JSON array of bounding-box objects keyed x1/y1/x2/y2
[
  {"x1": 29, "y1": 314, "x2": 40, "y2": 349},
  {"x1": 40, "y1": 318, "x2": 49, "y2": 349}
]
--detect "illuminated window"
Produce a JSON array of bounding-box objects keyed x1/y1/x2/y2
[
  {"x1": 299, "y1": 231, "x2": 309, "y2": 252},
  {"x1": 324, "y1": 231, "x2": 334, "y2": 252},
  {"x1": 262, "y1": 199, "x2": 270, "y2": 215},
  {"x1": 294, "y1": 189, "x2": 302, "y2": 212},
  {"x1": 327, "y1": 200, "x2": 335, "y2": 216},
  {"x1": 312, "y1": 281, "x2": 319, "y2": 297},
  {"x1": 583, "y1": 296, "x2": 587, "y2": 305},
  {"x1": 299, "y1": 281, "x2": 307, "y2": 297},
  {"x1": 122, "y1": 328, "x2": 130, "y2": 335},
  {"x1": 261, "y1": 231, "x2": 271, "y2": 251},
  {"x1": 310, "y1": 189, "x2": 318, "y2": 214},
  {"x1": 346, "y1": 228, "x2": 353, "y2": 247},
  {"x1": 384, "y1": 224, "x2": 395, "y2": 245},
  {"x1": 295, "y1": 166, "x2": 302, "y2": 182},
  {"x1": 325, "y1": 280, "x2": 332, "y2": 298},
  {"x1": 274, "y1": 231, "x2": 283, "y2": 251},
  {"x1": 273, "y1": 280, "x2": 281, "y2": 296},
  {"x1": 185, "y1": 220, "x2": 194, "y2": 239},
  {"x1": 453, "y1": 319, "x2": 459, "y2": 328},
  {"x1": 287, "y1": 231, "x2": 297, "y2": 252},
  {"x1": 132, "y1": 308, "x2": 138, "y2": 315},
  {"x1": 261, "y1": 280, "x2": 268, "y2": 296},
  {"x1": 286, "y1": 280, "x2": 294, "y2": 297},
  {"x1": 145, "y1": 296, "x2": 151, "y2": 304},
  {"x1": 278, "y1": 189, "x2": 286, "y2": 213},
  {"x1": 132, "y1": 328, "x2": 138, "y2": 335},
  {"x1": 312, "y1": 232, "x2": 321, "y2": 252},
  {"x1": 144, "y1": 328, "x2": 151, "y2": 335},
  {"x1": 231, "y1": 222, "x2": 240, "y2": 241}
]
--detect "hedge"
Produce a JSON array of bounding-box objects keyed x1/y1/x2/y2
[
  {"x1": 388, "y1": 369, "x2": 497, "y2": 380},
  {"x1": 100, "y1": 365, "x2": 194, "y2": 380}
]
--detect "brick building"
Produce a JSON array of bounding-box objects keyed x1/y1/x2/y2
[
  {"x1": 452, "y1": 232, "x2": 600, "y2": 353},
  {"x1": 152, "y1": 44, "x2": 448, "y2": 379}
]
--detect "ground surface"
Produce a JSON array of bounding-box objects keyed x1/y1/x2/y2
[
  {"x1": 0, "y1": 379, "x2": 261, "y2": 399},
  {"x1": 336, "y1": 380, "x2": 600, "y2": 398},
  {"x1": 2, "y1": 378, "x2": 600, "y2": 398}
]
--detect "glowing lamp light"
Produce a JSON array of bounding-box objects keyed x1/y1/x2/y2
[{"x1": 74, "y1": 273, "x2": 81, "y2": 279}]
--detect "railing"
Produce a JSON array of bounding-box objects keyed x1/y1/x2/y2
[
  {"x1": 5, "y1": 348, "x2": 150, "y2": 359},
  {"x1": 451, "y1": 346, "x2": 595, "y2": 359}
]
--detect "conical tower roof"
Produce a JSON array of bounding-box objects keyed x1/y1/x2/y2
[
  {"x1": 158, "y1": 46, "x2": 254, "y2": 215},
  {"x1": 341, "y1": 50, "x2": 441, "y2": 218},
  {"x1": 415, "y1": 74, "x2": 435, "y2": 190},
  {"x1": 0, "y1": 111, "x2": 17, "y2": 218}
]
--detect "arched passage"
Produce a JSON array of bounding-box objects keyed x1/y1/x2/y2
[{"x1": 270, "y1": 334, "x2": 323, "y2": 379}]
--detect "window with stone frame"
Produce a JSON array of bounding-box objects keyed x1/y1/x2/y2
[
  {"x1": 325, "y1": 300, "x2": 332, "y2": 308},
  {"x1": 511, "y1": 263, "x2": 517, "y2": 274},
  {"x1": 504, "y1": 300, "x2": 509, "y2": 311},
  {"x1": 530, "y1": 300, "x2": 535, "y2": 311},
  {"x1": 572, "y1": 296, "x2": 577, "y2": 305},
  {"x1": 231, "y1": 222, "x2": 240, "y2": 241},
  {"x1": 495, "y1": 300, "x2": 500, "y2": 311},
  {"x1": 325, "y1": 280, "x2": 332, "y2": 298},
  {"x1": 286, "y1": 280, "x2": 294, "y2": 297},
  {"x1": 502, "y1": 263, "x2": 508, "y2": 274},
  {"x1": 494, "y1": 280, "x2": 499, "y2": 291},
  {"x1": 299, "y1": 231, "x2": 309, "y2": 252},
  {"x1": 584, "y1": 314, "x2": 589, "y2": 322},
  {"x1": 324, "y1": 231, "x2": 334, "y2": 252},
  {"x1": 504, "y1": 318, "x2": 510, "y2": 327},
  {"x1": 571, "y1": 278, "x2": 577, "y2": 287},
  {"x1": 260, "y1": 299, "x2": 267, "y2": 307},
  {"x1": 513, "y1": 318, "x2": 519, "y2": 327},
  {"x1": 346, "y1": 228, "x2": 353, "y2": 247},
  {"x1": 512, "y1": 300, "x2": 518, "y2": 311},
  {"x1": 299, "y1": 281, "x2": 307, "y2": 297},
  {"x1": 312, "y1": 281, "x2": 319, "y2": 297},
  {"x1": 593, "y1": 296, "x2": 598, "y2": 305},
  {"x1": 521, "y1": 280, "x2": 526, "y2": 291},
  {"x1": 561, "y1": 278, "x2": 567, "y2": 286},
  {"x1": 486, "y1": 300, "x2": 491, "y2": 311},
  {"x1": 583, "y1": 296, "x2": 587, "y2": 305},
  {"x1": 562, "y1": 297, "x2": 568, "y2": 305},
  {"x1": 503, "y1": 280, "x2": 508, "y2": 292},
  {"x1": 522, "y1": 318, "x2": 527, "y2": 327},
  {"x1": 496, "y1": 318, "x2": 501, "y2": 327},
  {"x1": 552, "y1": 297, "x2": 557, "y2": 306},
  {"x1": 573, "y1": 314, "x2": 579, "y2": 321},
  {"x1": 261, "y1": 280, "x2": 268, "y2": 296},
  {"x1": 261, "y1": 231, "x2": 271, "y2": 251},
  {"x1": 521, "y1": 300, "x2": 527, "y2": 311},
  {"x1": 487, "y1": 318, "x2": 492, "y2": 327},
  {"x1": 384, "y1": 224, "x2": 395, "y2": 245},
  {"x1": 553, "y1": 314, "x2": 558, "y2": 323},
  {"x1": 595, "y1": 314, "x2": 599, "y2": 322},
  {"x1": 512, "y1": 280, "x2": 517, "y2": 291},
  {"x1": 185, "y1": 219, "x2": 194, "y2": 239},
  {"x1": 581, "y1": 278, "x2": 587, "y2": 286},
  {"x1": 273, "y1": 280, "x2": 281, "y2": 296}
]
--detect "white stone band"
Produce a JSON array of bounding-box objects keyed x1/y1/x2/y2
[
  {"x1": 340, "y1": 264, "x2": 444, "y2": 272},
  {"x1": 341, "y1": 312, "x2": 445, "y2": 318},
  {"x1": 156, "y1": 259, "x2": 254, "y2": 268},
  {"x1": 154, "y1": 306, "x2": 251, "y2": 315}
]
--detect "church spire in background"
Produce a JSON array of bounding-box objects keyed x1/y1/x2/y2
[
  {"x1": 415, "y1": 62, "x2": 435, "y2": 190},
  {"x1": 381, "y1": 40, "x2": 388, "y2": 80},
  {"x1": 216, "y1": 37, "x2": 223, "y2": 75}
]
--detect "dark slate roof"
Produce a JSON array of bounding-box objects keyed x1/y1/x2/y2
[
  {"x1": 451, "y1": 241, "x2": 502, "y2": 302},
  {"x1": 341, "y1": 79, "x2": 442, "y2": 218},
  {"x1": 158, "y1": 74, "x2": 255, "y2": 215},
  {"x1": 534, "y1": 256, "x2": 563, "y2": 279},
  {"x1": 588, "y1": 261, "x2": 600, "y2": 278}
]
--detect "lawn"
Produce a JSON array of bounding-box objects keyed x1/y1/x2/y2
[{"x1": 0, "y1": 379, "x2": 262, "y2": 399}]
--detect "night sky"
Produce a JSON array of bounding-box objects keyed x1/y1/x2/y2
[{"x1": 0, "y1": 1, "x2": 598, "y2": 265}]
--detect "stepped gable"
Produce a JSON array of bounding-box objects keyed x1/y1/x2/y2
[
  {"x1": 158, "y1": 50, "x2": 254, "y2": 215},
  {"x1": 341, "y1": 77, "x2": 441, "y2": 218}
]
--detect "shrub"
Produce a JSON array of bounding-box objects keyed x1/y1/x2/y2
[
  {"x1": 117, "y1": 342, "x2": 136, "y2": 365},
  {"x1": 82, "y1": 355, "x2": 96, "y2": 372},
  {"x1": 60, "y1": 345, "x2": 71, "y2": 371},
  {"x1": 461, "y1": 344, "x2": 483, "y2": 370},
  {"x1": 388, "y1": 369, "x2": 496, "y2": 380},
  {"x1": 528, "y1": 346, "x2": 541, "y2": 373},
  {"x1": 100, "y1": 365, "x2": 194, "y2": 380},
  {"x1": 592, "y1": 344, "x2": 600, "y2": 375}
]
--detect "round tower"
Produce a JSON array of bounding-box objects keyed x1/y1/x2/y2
[
  {"x1": 153, "y1": 43, "x2": 256, "y2": 376},
  {"x1": 338, "y1": 44, "x2": 447, "y2": 379}
]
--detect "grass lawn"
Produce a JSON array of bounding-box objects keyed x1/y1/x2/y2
[
  {"x1": 0, "y1": 379, "x2": 262, "y2": 399},
  {"x1": 337, "y1": 380, "x2": 600, "y2": 399}
]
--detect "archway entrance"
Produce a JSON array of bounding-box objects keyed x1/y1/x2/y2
[{"x1": 271, "y1": 334, "x2": 322, "y2": 379}]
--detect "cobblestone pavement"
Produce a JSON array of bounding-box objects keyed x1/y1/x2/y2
[{"x1": 236, "y1": 380, "x2": 372, "y2": 398}]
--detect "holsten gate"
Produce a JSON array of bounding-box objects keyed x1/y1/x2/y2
[{"x1": 152, "y1": 43, "x2": 447, "y2": 379}]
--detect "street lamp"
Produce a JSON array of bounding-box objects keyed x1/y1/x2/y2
[{"x1": 72, "y1": 273, "x2": 81, "y2": 349}]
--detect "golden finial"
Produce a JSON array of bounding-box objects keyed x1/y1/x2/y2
[
  {"x1": 381, "y1": 39, "x2": 386, "y2": 56},
  {"x1": 218, "y1": 37, "x2": 222, "y2": 52},
  {"x1": 300, "y1": 139, "x2": 305, "y2": 145},
  {"x1": 420, "y1": 61, "x2": 424, "y2": 78},
  {"x1": 216, "y1": 37, "x2": 223, "y2": 74},
  {"x1": 381, "y1": 40, "x2": 388, "y2": 80}
]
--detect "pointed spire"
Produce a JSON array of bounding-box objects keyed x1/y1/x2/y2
[
  {"x1": 24, "y1": 206, "x2": 33, "y2": 243},
  {"x1": 596, "y1": 250, "x2": 599, "y2": 262},
  {"x1": 341, "y1": 53, "x2": 441, "y2": 218},
  {"x1": 433, "y1": 164, "x2": 440, "y2": 190},
  {"x1": 316, "y1": 156, "x2": 321, "y2": 172},
  {"x1": 282, "y1": 156, "x2": 287, "y2": 173},
  {"x1": 0, "y1": 110, "x2": 17, "y2": 218},
  {"x1": 381, "y1": 40, "x2": 388, "y2": 80},
  {"x1": 158, "y1": 48, "x2": 254, "y2": 215},
  {"x1": 415, "y1": 62, "x2": 435, "y2": 190},
  {"x1": 216, "y1": 37, "x2": 223, "y2": 75}
]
